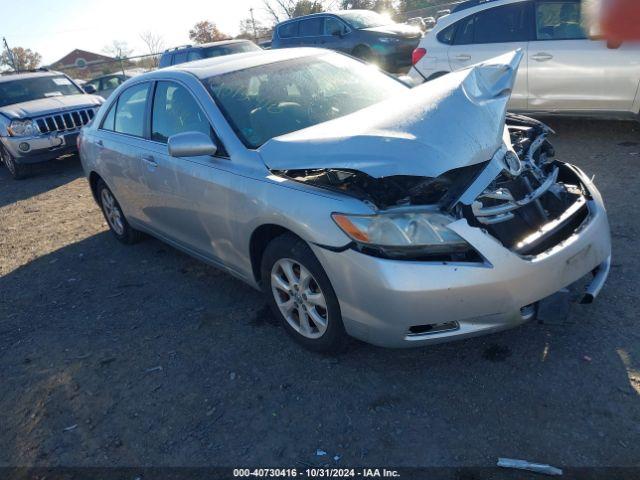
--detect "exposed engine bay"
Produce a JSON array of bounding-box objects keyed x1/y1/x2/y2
[{"x1": 275, "y1": 114, "x2": 591, "y2": 257}]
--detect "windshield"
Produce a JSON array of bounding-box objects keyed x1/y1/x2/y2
[
  {"x1": 338, "y1": 10, "x2": 393, "y2": 29},
  {"x1": 205, "y1": 53, "x2": 406, "y2": 149},
  {"x1": 0, "y1": 75, "x2": 83, "y2": 108}
]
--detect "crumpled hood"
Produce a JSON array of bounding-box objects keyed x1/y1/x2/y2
[
  {"x1": 0, "y1": 94, "x2": 103, "y2": 120},
  {"x1": 260, "y1": 50, "x2": 523, "y2": 179},
  {"x1": 362, "y1": 23, "x2": 422, "y2": 38}
]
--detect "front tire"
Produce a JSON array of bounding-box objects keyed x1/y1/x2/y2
[
  {"x1": 261, "y1": 234, "x2": 348, "y2": 353},
  {"x1": 1, "y1": 146, "x2": 29, "y2": 180},
  {"x1": 96, "y1": 179, "x2": 143, "y2": 244}
]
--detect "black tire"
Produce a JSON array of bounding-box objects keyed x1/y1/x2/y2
[
  {"x1": 261, "y1": 233, "x2": 348, "y2": 353},
  {"x1": 1, "y1": 145, "x2": 29, "y2": 180},
  {"x1": 352, "y1": 45, "x2": 376, "y2": 64},
  {"x1": 96, "y1": 179, "x2": 144, "y2": 245}
]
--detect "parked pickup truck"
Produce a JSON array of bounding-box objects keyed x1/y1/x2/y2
[{"x1": 0, "y1": 69, "x2": 103, "y2": 179}]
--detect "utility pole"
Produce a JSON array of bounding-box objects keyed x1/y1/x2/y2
[
  {"x1": 249, "y1": 7, "x2": 258, "y2": 42},
  {"x1": 2, "y1": 37, "x2": 17, "y2": 72}
]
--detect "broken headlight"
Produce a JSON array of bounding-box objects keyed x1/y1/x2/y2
[{"x1": 332, "y1": 211, "x2": 472, "y2": 258}]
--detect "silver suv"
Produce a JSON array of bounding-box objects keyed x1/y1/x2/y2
[
  {"x1": 0, "y1": 70, "x2": 103, "y2": 179},
  {"x1": 409, "y1": 0, "x2": 640, "y2": 118}
]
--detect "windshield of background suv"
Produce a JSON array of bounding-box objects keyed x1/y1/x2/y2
[
  {"x1": 205, "y1": 54, "x2": 407, "y2": 149},
  {"x1": 338, "y1": 10, "x2": 392, "y2": 28},
  {"x1": 0, "y1": 75, "x2": 83, "y2": 108}
]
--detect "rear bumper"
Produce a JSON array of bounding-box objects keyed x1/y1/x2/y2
[
  {"x1": 311, "y1": 170, "x2": 611, "y2": 348},
  {"x1": 2, "y1": 131, "x2": 79, "y2": 164}
]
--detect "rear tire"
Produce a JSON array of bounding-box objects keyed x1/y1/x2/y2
[
  {"x1": 1, "y1": 146, "x2": 29, "y2": 180},
  {"x1": 261, "y1": 234, "x2": 348, "y2": 353},
  {"x1": 353, "y1": 45, "x2": 376, "y2": 64},
  {"x1": 96, "y1": 179, "x2": 144, "y2": 245}
]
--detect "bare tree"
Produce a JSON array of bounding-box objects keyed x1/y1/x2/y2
[
  {"x1": 139, "y1": 31, "x2": 165, "y2": 67},
  {"x1": 263, "y1": 0, "x2": 328, "y2": 22},
  {"x1": 102, "y1": 40, "x2": 133, "y2": 59}
]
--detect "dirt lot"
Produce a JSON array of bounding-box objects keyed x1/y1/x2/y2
[{"x1": 1, "y1": 119, "x2": 639, "y2": 471}]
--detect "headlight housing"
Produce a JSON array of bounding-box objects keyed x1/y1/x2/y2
[
  {"x1": 8, "y1": 119, "x2": 38, "y2": 137},
  {"x1": 332, "y1": 210, "x2": 474, "y2": 259}
]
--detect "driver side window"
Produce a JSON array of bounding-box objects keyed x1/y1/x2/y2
[{"x1": 151, "y1": 81, "x2": 211, "y2": 144}]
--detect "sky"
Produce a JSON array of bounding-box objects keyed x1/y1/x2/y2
[{"x1": 0, "y1": 0, "x2": 275, "y2": 65}]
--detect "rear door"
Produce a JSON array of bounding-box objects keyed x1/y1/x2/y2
[
  {"x1": 527, "y1": 0, "x2": 640, "y2": 112},
  {"x1": 447, "y1": 1, "x2": 531, "y2": 109},
  {"x1": 95, "y1": 82, "x2": 152, "y2": 222}
]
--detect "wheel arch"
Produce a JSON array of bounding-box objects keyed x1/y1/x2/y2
[
  {"x1": 249, "y1": 223, "x2": 304, "y2": 286},
  {"x1": 88, "y1": 170, "x2": 104, "y2": 203}
]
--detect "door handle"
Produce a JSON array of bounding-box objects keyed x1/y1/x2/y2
[
  {"x1": 141, "y1": 154, "x2": 158, "y2": 168},
  {"x1": 455, "y1": 54, "x2": 471, "y2": 61},
  {"x1": 96, "y1": 139, "x2": 103, "y2": 147},
  {"x1": 531, "y1": 53, "x2": 553, "y2": 62}
]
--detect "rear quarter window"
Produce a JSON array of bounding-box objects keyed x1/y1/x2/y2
[{"x1": 437, "y1": 24, "x2": 457, "y2": 44}]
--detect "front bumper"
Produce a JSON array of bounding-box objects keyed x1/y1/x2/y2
[
  {"x1": 311, "y1": 170, "x2": 611, "y2": 348},
  {"x1": 2, "y1": 130, "x2": 79, "y2": 164}
]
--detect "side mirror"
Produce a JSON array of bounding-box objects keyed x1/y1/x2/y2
[
  {"x1": 168, "y1": 131, "x2": 218, "y2": 157},
  {"x1": 607, "y1": 39, "x2": 622, "y2": 49},
  {"x1": 331, "y1": 30, "x2": 342, "y2": 37},
  {"x1": 83, "y1": 85, "x2": 97, "y2": 94}
]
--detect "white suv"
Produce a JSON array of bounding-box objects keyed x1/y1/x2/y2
[{"x1": 408, "y1": 0, "x2": 640, "y2": 118}]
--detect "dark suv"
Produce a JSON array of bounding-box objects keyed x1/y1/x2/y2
[
  {"x1": 158, "y1": 40, "x2": 261, "y2": 68},
  {"x1": 0, "y1": 70, "x2": 102, "y2": 179},
  {"x1": 271, "y1": 10, "x2": 422, "y2": 72}
]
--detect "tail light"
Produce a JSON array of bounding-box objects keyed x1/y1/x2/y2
[{"x1": 412, "y1": 47, "x2": 427, "y2": 65}]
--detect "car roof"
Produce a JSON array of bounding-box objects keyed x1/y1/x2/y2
[
  {"x1": 163, "y1": 39, "x2": 253, "y2": 53},
  {"x1": 0, "y1": 70, "x2": 64, "y2": 84},
  {"x1": 155, "y1": 47, "x2": 326, "y2": 79},
  {"x1": 276, "y1": 9, "x2": 370, "y2": 25}
]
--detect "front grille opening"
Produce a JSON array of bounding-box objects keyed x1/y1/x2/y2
[
  {"x1": 467, "y1": 163, "x2": 591, "y2": 257},
  {"x1": 408, "y1": 321, "x2": 460, "y2": 336}
]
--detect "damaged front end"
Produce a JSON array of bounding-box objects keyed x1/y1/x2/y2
[
  {"x1": 276, "y1": 114, "x2": 591, "y2": 262},
  {"x1": 262, "y1": 51, "x2": 598, "y2": 265}
]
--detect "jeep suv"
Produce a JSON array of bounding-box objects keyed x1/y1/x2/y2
[
  {"x1": 0, "y1": 70, "x2": 103, "y2": 179},
  {"x1": 158, "y1": 40, "x2": 261, "y2": 68}
]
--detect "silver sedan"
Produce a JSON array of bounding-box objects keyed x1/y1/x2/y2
[{"x1": 78, "y1": 48, "x2": 611, "y2": 352}]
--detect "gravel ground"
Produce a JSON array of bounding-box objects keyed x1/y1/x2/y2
[{"x1": 1, "y1": 119, "x2": 639, "y2": 470}]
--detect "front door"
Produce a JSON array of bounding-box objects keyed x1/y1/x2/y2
[
  {"x1": 527, "y1": 0, "x2": 640, "y2": 112},
  {"x1": 139, "y1": 80, "x2": 235, "y2": 261}
]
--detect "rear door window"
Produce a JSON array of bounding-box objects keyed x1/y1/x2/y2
[
  {"x1": 278, "y1": 21, "x2": 299, "y2": 38},
  {"x1": 535, "y1": 1, "x2": 586, "y2": 40},
  {"x1": 454, "y1": 3, "x2": 530, "y2": 44},
  {"x1": 473, "y1": 3, "x2": 530, "y2": 43},
  {"x1": 113, "y1": 83, "x2": 150, "y2": 137}
]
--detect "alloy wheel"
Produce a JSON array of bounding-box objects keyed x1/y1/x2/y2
[
  {"x1": 271, "y1": 258, "x2": 329, "y2": 339},
  {"x1": 100, "y1": 188, "x2": 125, "y2": 236}
]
